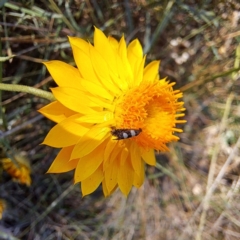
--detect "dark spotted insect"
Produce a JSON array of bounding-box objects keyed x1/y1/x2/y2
[{"x1": 111, "y1": 128, "x2": 142, "y2": 140}]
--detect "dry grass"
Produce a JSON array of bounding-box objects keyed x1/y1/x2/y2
[{"x1": 0, "y1": 0, "x2": 240, "y2": 239}]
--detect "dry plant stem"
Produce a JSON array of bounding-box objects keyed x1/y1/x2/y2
[
  {"x1": 0, "y1": 114, "x2": 43, "y2": 139},
  {"x1": 0, "y1": 83, "x2": 55, "y2": 101},
  {"x1": 179, "y1": 131, "x2": 240, "y2": 240},
  {"x1": 232, "y1": 44, "x2": 240, "y2": 80},
  {"x1": 19, "y1": 184, "x2": 75, "y2": 238},
  {"x1": 212, "y1": 177, "x2": 240, "y2": 231},
  {"x1": 144, "y1": 0, "x2": 175, "y2": 54},
  {"x1": 0, "y1": 230, "x2": 20, "y2": 240},
  {"x1": 139, "y1": 187, "x2": 147, "y2": 238},
  {"x1": 195, "y1": 93, "x2": 234, "y2": 240},
  {"x1": 48, "y1": 0, "x2": 75, "y2": 31},
  {"x1": 0, "y1": 38, "x2": 8, "y2": 130},
  {"x1": 223, "y1": 211, "x2": 240, "y2": 227},
  {"x1": 180, "y1": 67, "x2": 240, "y2": 92}
]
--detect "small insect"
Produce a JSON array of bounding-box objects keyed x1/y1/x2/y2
[{"x1": 111, "y1": 128, "x2": 142, "y2": 140}]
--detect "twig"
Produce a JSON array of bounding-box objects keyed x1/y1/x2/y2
[
  {"x1": 19, "y1": 184, "x2": 76, "y2": 238},
  {"x1": 212, "y1": 177, "x2": 240, "y2": 231},
  {"x1": 195, "y1": 93, "x2": 234, "y2": 240},
  {"x1": 0, "y1": 114, "x2": 43, "y2": 139},
  {"x1": 178, "y1": 129, "x2": 240, "y2": 239}
]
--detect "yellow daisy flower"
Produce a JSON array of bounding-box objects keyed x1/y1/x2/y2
[
  {"x1": 39, "y1": 27, "x2": 186, "y2": 197},
  {"x1": 0, "y1": 199, "x2": 6, "y2": 219},
  {"x1": 1, "y1": 155, "x2": 31, "y2": 186}
]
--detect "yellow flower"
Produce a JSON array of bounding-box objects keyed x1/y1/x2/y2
[
  {"x1": 39, "y1": 27, "x2": 186, "y2": 197},
  {"x1": 1, "y1": 155, "x2": 31, "y2": 186},
  {"x1": 0, "y1": 199, "x2": 6, "y2": 219}
]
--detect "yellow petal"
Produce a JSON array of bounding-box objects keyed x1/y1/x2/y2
[
  {"x1": 120, "y1": 146, "x2": 129, "y2": 166},
  {"x1": 141, "y1": 149, "x2": 156, "y2": 166},
  {"x1": 104, "y1": 159, "x2": 118, "y2": 193},
  {"x1": 82, "y1": 88, "x2": 114, "y2": 110},
  {"x1": 117, "y1": 157, "x2": 134, "y2": 196},
  {"x1": 94, "y1": 27, "x2": 118, "y2": 77},
  {"x1": 69, "y1": 36, "x2": 89, "y2": 50},
  {"x1": 43, "y1": 114, "x2": 89, "y2": 147},
  {"x1": 102, "y1": 178, "x2": 109, "y2": 197},
  {"x1": 89, "y1": 44, "x2": 122, "y2": 95},
  {"x1": 43, "y1": 61, "x2": 82, "y2": 88},
  {"x1": 135, "y1": 56, "x2": 145, "y2": 86},
  {"x1": 74, "y1": 143, "x2": 105, "y2": 182},
  {"x1": 47, "y1": 146, "x2": 78, "y2": 173},
  {"x1": 143, "y1": 60, "x2": 160, "y2": 82},
  {"x1": 51, "y1": 87, "x2": 97, "y2": 114},
  {"x1": 103, "y1": 139, "x2": 118, "y2": 171},
  {"x1": 75, "y1": 111, "x2": 113, "y2": 124},
  {"x1": 71, "y1": 126, "x2": 111, "y2": 160},
  {"x1": 69, "y1": 37, "x2": 99, "y2": 83},
  {"x1": 38, "y1": 101, "x2": 76, "y2": 123},
  {"x1": 128, "y1": 39, "x2": 143, "y2": 58},
  {"x1": 102, "y1": 178, "x2": 118, "y2": 197},
  {"x1": 127, "y1": 39, "x2": 144, "y2": 86},
  {"x1": 81, "y1": 164, "x2": 104, "y2": 196},
  {"x1": 133, "y1": 160, "x2": 145, "y2": 188},
  {"x1": 108, "y1": 36, "x2": 119, "y2": 51},
  {"x1": 81, "y1": 80, "x2": 114, "y2": 101},
  {"x1": 103, "y1": 141, "x2": 122, "y2": 171},
  {"x1": 117, "y1": 37, "x2": 133, "y2": 90},
  {"x1": 130, "y1": 142, "x2": 142, "y2": 176}
]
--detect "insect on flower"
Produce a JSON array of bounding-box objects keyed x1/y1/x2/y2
[{"x1": 111, "y1": 128, "x2": 142, "y2": 140}]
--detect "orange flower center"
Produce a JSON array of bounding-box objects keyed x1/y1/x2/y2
[{"x1": 114, "y1": 80, "x2": 183, "y2": 151}]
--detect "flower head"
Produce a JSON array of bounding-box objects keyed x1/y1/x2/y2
[
  {"x1": 0, "y1": 199, "x2": 6, "y2": 219},
  {"x1": 39, "y1": 27, "x2": 186, "y2": 197},
  {"x1": 1, "y1": 155, "x2": 31, "y2": 186}
]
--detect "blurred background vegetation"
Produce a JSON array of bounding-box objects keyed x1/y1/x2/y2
[{"x1": 0, "y1": 0, "x2": 240, "y2": 239}]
